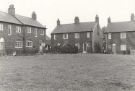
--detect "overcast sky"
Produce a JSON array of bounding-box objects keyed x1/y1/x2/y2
[{"x1": 0, "y1": 0, "x2": 135, "y2": 36}]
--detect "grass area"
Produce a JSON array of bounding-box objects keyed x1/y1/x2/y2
[{"x1": 0, "y1": 54, "x2": 135, "y2": 91}]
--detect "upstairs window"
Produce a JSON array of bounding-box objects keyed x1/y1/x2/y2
[
  {"x1": 16, "y1": 26, "x2": 21, "y2": 33},
  {"x1": 75, "y1": 33, "x2": 80, "y2": 39},
  {"x1": 26, "y1": 41, "x2": 33, "y2": 47},
  {"x1": 40, "y1": 29, "x2": 44, "y2": 35},
  {"x1": 0, "y1": 23, "x2": 3, "y2": 31},
  {"x1": 15, "y1": 41, "x2": 23, "y2": 48},
  {"x1": 27, "y1": 27, "x2": 31, "y2": 33},
  {"x1": 8, "y1": 25, "x2": 12, "y2": 35},
  {"x1": 87, "y1": 32, "x2": 90, "y2": 38},
  {"x1": 120, "y1": 32, "x2": 126, "y2": 39},
  {"x1": 35, "y1": 28, "x2": 38, "y2": 37},
  {"x1": 63, "y1": 33, "x2": 68, "y2": 39},
  {"x1": 108, "y1": 33, "x2": 111, "y2": 39},
  {"x1": 53, "y1": 34, "x2": 56, "y2": 40}
]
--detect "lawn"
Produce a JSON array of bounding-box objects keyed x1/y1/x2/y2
[{"x1": 0, "y1": 54, "x2": 135, "y2": 91}]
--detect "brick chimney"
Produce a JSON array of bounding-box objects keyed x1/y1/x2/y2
[
  {"x1": 74, "y1": 16, "x2": 79, "y2": 24},
  {"x1": 95, "y1": 15, "x2": 99, "y2": 23},
  {"x1": 108, "y1": 17, "x2": 111, "y2": 24},
  {"x1": 57, "y1": 19, "x2": 60, "y2": 26},
  {"x1": 32, "y1": 11, "x2": 37, "y2": 20},
  {"x1": 8, "y1": 4, "x2": 15, "y2": 16},
  {"x1": 131, "y1": 13, "x2": 134, "y2": 21}
]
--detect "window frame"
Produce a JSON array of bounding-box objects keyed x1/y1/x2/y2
[
  {"x1": 120, "y1": 44, "x2": 126, "y2": 51},
  {"x1": 15, "y1": 41, "x2": 23, "y2": 48},
  {"x1": 120, "y1": 32, "x2": 126, "y2": 39},
  {"x1": 8, "y1": 25, "x2": 12, "y2": 35},
  {"x1": 40, "y1": 29, "x2": 44, "y2": 35},
  {"x1": 87, "y1": 32, "x2": 90, "y2": 38},
  {"x1": 0, "y1": 23, "x2": 3, "y2": 31},
  {"x1": 63, "y1": 33, "x2": 68, "y2": 39},
  {"x1": 26, "y1": 41, "x2": 33, "y2": 47},
  {"x1": 74, "y1": 33, "x2": 80, "y2": 39},
  {"x1": 108, "y1": 33, "x2": 111, "y2": 39},
  {"x1": 16, "y1": 26, "x2": 21, "y2": 33},
  {"x1": 34, "y1": 28, "x2": 38, "y2": 37},
  {"x1": 27, "y1": 27, "x2": 32, "y2": 33}
]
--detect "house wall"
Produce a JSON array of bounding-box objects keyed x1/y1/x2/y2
[
  {"x1": 0, "y1": 22, "x2": 46, "y2": 55},
  {"x1": 105, "y1": 31, "x2": 135, "y2": 54},
  {"x1": 51, "y1": 32, "x2": 93, "y2": 53}
]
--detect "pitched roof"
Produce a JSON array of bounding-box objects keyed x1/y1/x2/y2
[
  {"x1": 0, "y1": 11, "x2": 22, "y2": 24},
  {"x1": 105, "y1": 21, "x2": 135, "y2": 33},
  {"x1": 15, "y1": 14, "x2": 45, "y2": 28},
  {"x1": 52, "y1": 22, "x2": 97, "y2": 34}
]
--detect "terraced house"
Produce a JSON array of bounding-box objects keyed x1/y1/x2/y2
[
  {"x1": 104, "y1": 14, "x2": 135, "y2": 54},
  {"x1": 0, "y1": 4, "x2": 46, "y2": 55},
  {"x1": 51, "y1": 15, "x2": 102, "y2": 53}
]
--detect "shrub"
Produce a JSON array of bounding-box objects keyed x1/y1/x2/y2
[{"x1": 60, "y1": 44, "x2": 78, "y2": 53}]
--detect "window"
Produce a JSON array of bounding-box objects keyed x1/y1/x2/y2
[
  {"x1": 63, "y1": 33, "x2": 68, "y2": 39},
  {"x1": 26, "y1": 41, "x2": 33, "y2": 47},
  {"x1": 87, "y1": 32, "x2": 90, "y2": 38},
  {"x1": 35, "y1": 28, "x2": 38, "y2": 37},
  {"x1": 53, "y1": 34, "x2": 56, "y2": 40},
  {"x1": 15, "y1": 41, "x2": 23, "y2": 48},
  {"x1": 40, "y1": 29, "x2": 44, "y2": 35},
  {"x1": 108, "y1": 33, "x2": 111, "y2": 39},
  {"x1": 120, "y1": 32, "x2": 126, "y2": 39},
  {"x1": 16, "y1": 26, "x2": 21, "y2": 33},
  {"x1": 120, "y1": 44, "x2": 126, "y2": 51},
  {"x1": 75, "y1": 33, "x2": 80, "y2": 38},
  {"x1": 8, "y1": 25, "x2": 12, "y2": 35},
  {"x1": 27, "y1": 27, "x2": 31, "y2": 33},
  {"x1": 0, "y1": 23, "x2": 3, "y2": 31}
]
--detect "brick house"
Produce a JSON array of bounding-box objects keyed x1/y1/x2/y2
[
  {"x1": 0, "y1": 4, "x2": 46, "y2": 55},
  {"x1": 51, "y1": 15, "x2": 102, "y2": 53},
  {"x1": 104, "y1": 14, "x2": 135, "y2": 54}
]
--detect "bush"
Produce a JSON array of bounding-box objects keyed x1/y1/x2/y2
[{"x1": 60, "y1": 44, "x2": 78, "y2": 53}]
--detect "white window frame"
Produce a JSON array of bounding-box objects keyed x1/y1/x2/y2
[
  {"x1": 63, "y1": 33, "x2": 68, "y2": 39},
  {"x1": 54, "y1": 34, "x2": 56, "y2": 40},
  {"x1": 16, "y1": 26, "x2": 21, "y2": 33},
  {"x1": 35, "y1": 28, "x2": 38, "y2": 37},
  {"x1": 120, "y1": 44, "x2": 126, "y2": 51},
  {"x1": 40, "y1": 29, "x2": 44, "y2": 35},
  {"x1": 15, "y1": 41, "x2": 23, "y2": 48},
  {"x1": 26, "y1": 41, "x2": 33, "y2": 47},
  {"x1": 108, "y1": 33, "x2": 111, "y2": 39},
  {"x1": 87, "y1": 32, "x2": 90, "y2": 38},
  {"x1": 0, "y1": 23, "x2": 3, "y2": 31},
  {"x1": 8, "y1": 25, "x2": 12, "y2": 35},
  {"x1": 120, "y1": 32, "x2": 126, "y2": 39},
  {"x1": 27, "y1": 27, "x2": 31, "y2": 33},
  {"x1": 75, "y1": 33, "x2": 80, "y2": 39}
]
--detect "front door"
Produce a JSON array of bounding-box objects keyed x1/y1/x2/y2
[
  {"x1": 83, "y1": 43, "x2": 87, "y2": 53},
  {"x1": 112, "y1": 43, "x2": 116, "y2": 54}
]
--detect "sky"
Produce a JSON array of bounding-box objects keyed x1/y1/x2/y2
[{"x1": 0, "y1": 0, "x2": 135, "y2": 37}]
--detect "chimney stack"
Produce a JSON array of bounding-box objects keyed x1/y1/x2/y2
[
  {"x1": 32, "y1": 11, "x2": 37, "y2": 20},
  {"x1": 108, "y1": 17, "x2": 111, "y2": 24},
  {"x1": 74, "y1": 16, "x2": 79, "y2": 24},
  {"x1": 95, "y1": 15, "x2": 99, "y2": 23},
  {"x1": 57, "y1": 19, "x2": 60, "y2": 26},
  {"x1": 131, "y1": 13, "x2": 134, "y2": 21},
  {"x1": 8, "y1": 4, "x2": 15, "y2": 16}
]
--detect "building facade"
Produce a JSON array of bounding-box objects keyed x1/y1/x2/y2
[
  {"x1": 104, "y1": 14, "x2": 135, "y2": 54},
  {"x1": 0, "y1": 4, "x2": 46, "y2": 55},
  {"x1": 51, "y1": 16, "x2": 102, "y2": 53}
]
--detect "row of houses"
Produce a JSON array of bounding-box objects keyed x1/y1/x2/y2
[
  {"x1": 51, "y1": 14, "x2": 135, "y2": 54},
  {"x1": 0, "y1": 4, "x2": 46, "y2": 55},
  {"x1": 1, "y1": 4, "x2": 135, "y2": 55}
]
